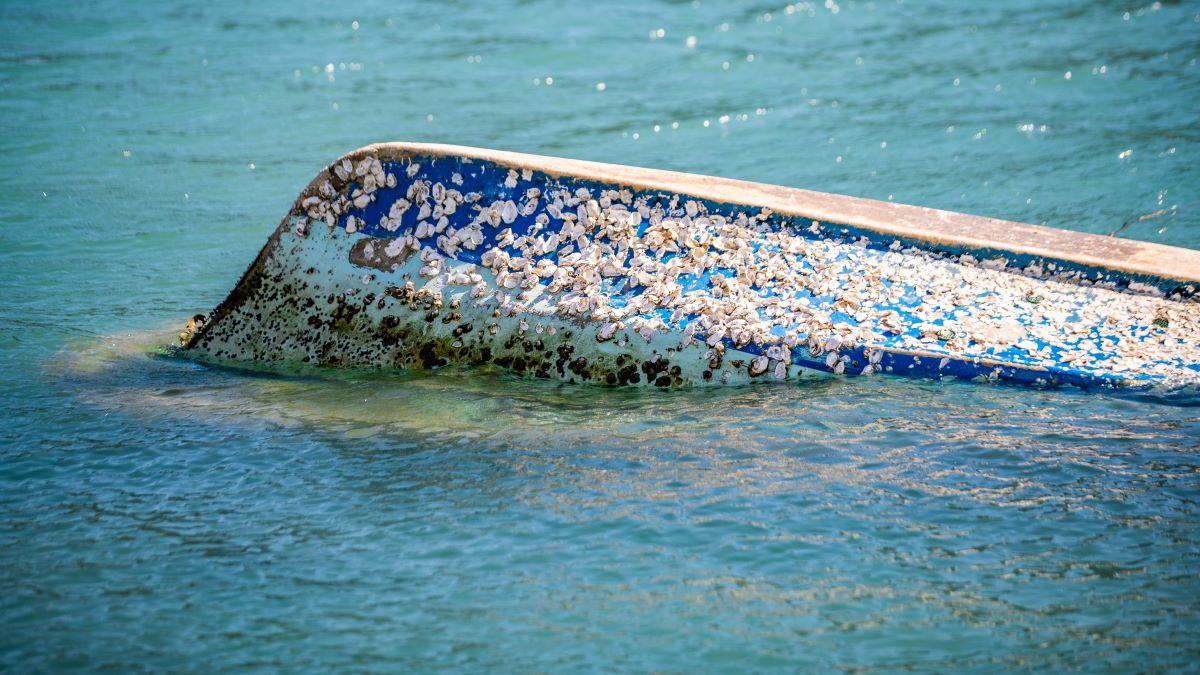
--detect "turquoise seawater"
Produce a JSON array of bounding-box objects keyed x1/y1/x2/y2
[{"x1": 3, "y1": 1, "x2": 1200, "y2": 671}]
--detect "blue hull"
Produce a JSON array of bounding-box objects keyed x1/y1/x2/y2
[{"x1": 181, "y1": 144, "x2": 1200, "y2": 389}]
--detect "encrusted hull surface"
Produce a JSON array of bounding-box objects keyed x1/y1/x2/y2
[{"x1": 182, "y1": 143, "x2": 1200, "y2": 389}]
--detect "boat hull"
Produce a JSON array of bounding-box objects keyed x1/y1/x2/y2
[{"x1": 181, "y1": 143, "x2": 1200, "y2": 389}]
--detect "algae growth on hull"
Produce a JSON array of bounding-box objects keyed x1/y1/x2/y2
[{"x1": 182, "y1": 149, "x2": 1200, "y2": 389}]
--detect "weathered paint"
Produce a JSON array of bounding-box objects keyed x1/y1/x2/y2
[{"x1": 181, "y1": 144, "x2": 1200, "y2": 389}]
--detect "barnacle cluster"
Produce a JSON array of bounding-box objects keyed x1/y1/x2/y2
[{"x1": 199, "y1": 151, "x2": 1199, "y2": 388}]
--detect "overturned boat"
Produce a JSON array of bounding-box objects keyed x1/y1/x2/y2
[{"x1": 180, "y1": 143, "x2": 1200, "y2": 389}]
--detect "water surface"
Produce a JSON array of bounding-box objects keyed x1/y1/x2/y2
[{"x1": 2, "y1": 0, "x2": 1199, "y2": 670}]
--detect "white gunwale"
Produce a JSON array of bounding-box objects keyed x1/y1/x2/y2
[{"x1": 331, "y1": 142, "x2": 1200, "y2": 288}]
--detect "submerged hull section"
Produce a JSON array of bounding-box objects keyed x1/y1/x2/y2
[{"x1": 182, "y1": 143, "x2": 1200, "y2": 389}]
